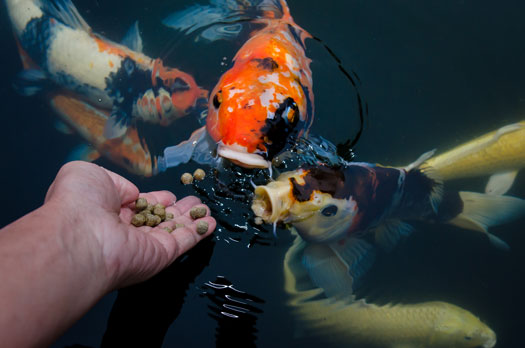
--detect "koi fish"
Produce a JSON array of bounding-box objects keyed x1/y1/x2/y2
[
  {"x1": 161, "y1": 0, "x2": 314, "y2": 169},
  {"x1": 49, "y1": 92, "x2": 155, "y2": 176},
  {"x1": 424, "y1": 121, "x2": 525, "y2": 195},
  {"x1": 283, "y1": 234, "x2": 497, "y2": 348},
  {"x1": 7, "y1": 0, "x2": 207, "y2": 139},
  {"x1": 252, "y1": 146, "x2": 525, "y2": 250}
]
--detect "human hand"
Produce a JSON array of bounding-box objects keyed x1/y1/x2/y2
[{"x1": 44, "y1": 161, "x2": 216, "y2": 290}]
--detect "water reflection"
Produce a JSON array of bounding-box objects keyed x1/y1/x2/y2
[
  {"x1": 101, "y1": 239, "x2": 215, "y2": 347},
  {"x1": 201, "y1": 276, "x2": 264, "y2": 347}
]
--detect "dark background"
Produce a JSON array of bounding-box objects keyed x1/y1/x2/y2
[{"x1": 1, "y1": 0, "x2": 524, "y2": 347}]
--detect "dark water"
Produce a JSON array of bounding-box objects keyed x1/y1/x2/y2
[{"x1": 1, "y1": 0, "x2": 524, "y2": 347}]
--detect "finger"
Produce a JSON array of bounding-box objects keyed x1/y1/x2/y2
[
  {"x1": 157, "y1": 215, "x2": 194, "y2": 230},
  {"x1": 166, "y1": 196, "x2": 202, "y2": 217},
  {"x1": 182, "y1": 204, "x2": 211, "y2": 219},
  {"x1": 153, "y1": 216, "x2": 216, "y2": 259},
  {"x1": 102, "y1": 168, "x2": 139, "y2": 206}
]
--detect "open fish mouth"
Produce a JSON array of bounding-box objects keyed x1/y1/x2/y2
[
  {"x1": 217, "y1": 143, "x2": 270, "y2": 168},
  {"x1": 252, "y1": 181, "x2": 293, "y2": 223}
]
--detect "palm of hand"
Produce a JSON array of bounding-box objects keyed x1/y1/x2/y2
[{"x1": 44, "y1": 161, "x2": 215, "y2": 290}]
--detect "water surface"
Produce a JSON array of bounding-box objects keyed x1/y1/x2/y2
[{"x1": 1, "y1": 1, "x2": 524, "y2": 347}]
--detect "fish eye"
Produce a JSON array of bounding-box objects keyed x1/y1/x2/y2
[
  {"x1": 321, "y1": 205, "x2": 338, "y2": 217},
  {"x1": 213, "y1": 90, "x2": 222, "y2": 109}
]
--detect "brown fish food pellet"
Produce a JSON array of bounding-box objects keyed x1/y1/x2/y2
[
  {"x1": 163, "y1": 226, "x2": 174, "y2": 233},
  {"x1": 181, "y1": 172, "x2": 193, "y2": 185},
  {"x1": 135, "y1": 197, "x2": 148, "y2": 211},
  {"x1": 193, "y1": 168, "x2": 206, "y2": 181},
  {"x1": 153, "y1": 215, "x2": 162, "y2": 225},
  {"x1": 145, "y1": 214, "x2": 159, "y2": 227},
  {"x1": 196, "y1": 221, "x2": 209, "y2": 235},
  {"x1": 166, "y1": 212, "x2": 174, "y2": 220},
  {"x1": 131, "y1": 214, "x2": 146, "y2": 227},
  {"x1": 190, "y1": 206, "x2": 207, "y2": 220},
  {"x1": 145, "y1": 203, "x2": 154, "y2": 213},
  {"x1": 153, "y1": 206, "x2": 166, "y2": 220},
  {"x1": 175, "y1": 223, "x2": 185, "y2": 229}
]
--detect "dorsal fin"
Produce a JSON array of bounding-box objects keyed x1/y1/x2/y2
[
  {"x1": 404, "y1": 150, "x2": 444, "y2": 213},
  {"x1": 162, "y1": 0, "x2": 284, "y2": 42},
  {"x1": 37, "y1": 0, "x2": 91, "y2": 32},
  {"x1": 121, "y1": 21, "x2": 143, "y2": 52}
]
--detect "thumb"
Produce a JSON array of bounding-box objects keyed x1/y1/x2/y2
[{"x1": 102, "y1": 168, "x2": 140, "y2": 207}]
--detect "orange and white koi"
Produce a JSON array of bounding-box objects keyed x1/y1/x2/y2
[
  {"x1": 49, "y1": 92, "x2": 155, "y2": 176},
  {"x1": 162, "y1": 0, "x2": 314, "y2": 169},
  {"x1": 7, "y1": 0, "x2": 207, "y2": 139}
]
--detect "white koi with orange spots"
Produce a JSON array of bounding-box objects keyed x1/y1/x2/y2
[{"x1": 7, "y1": 0, "x2": 207, "y2": 139}]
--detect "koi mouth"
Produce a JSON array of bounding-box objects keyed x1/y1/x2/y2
[
  {"x1": 251, "y1": 181, "x2": 293, "y2": 223},
  {"x1": 482, "y1": 335, "x2": 497, "y2": 348},
  {"x1": 217, "y1": 143, "x2": 270, "y2": 168},
  {"x1": 252, "y1": 187, "x2": 274, "y2": 221}
]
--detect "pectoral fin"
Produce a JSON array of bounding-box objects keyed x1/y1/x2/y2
[
  {"x1": 66, "y1": 144, "x2": 100, "y2": 162},
  {"x1": 485, "y1": 171, "x2": 518, "y2": 195},
  {"x1": 13, "y1": 69, "x2": 50, "y2": 96},
  {"x1": 303, "y1": 243, "x2": 355, "y2": 300},
  {"x1": 158, "y1": 126, "x2": 218, "y2": 171},
  {"x1": 54, "y1": 120, "x2": 74, "y2": 134},
  {"x1": 103, "y1": 111, "x2": 128, "y2": 139},
  {"x1": 329, "y1": 238, "x2": 376, "y2": 289},
  {"x1": 301, "y1": 237, "x2": 375, "y2": 300},
  {"x1": 373, "y1": 220, "x2": 414, "y2": 252}
]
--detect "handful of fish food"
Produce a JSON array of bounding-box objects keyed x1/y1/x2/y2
[
  {"x1": 130, "y1": 197, "x2": 209, "y2": 235},
  {"x1": 130, "y1": 198, "x2": 174, "y2": 228}
]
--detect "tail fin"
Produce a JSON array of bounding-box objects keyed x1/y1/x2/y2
[
  {"x1": 162, "y1": 0, "x2": 284, "y2": 42},
  {"x1": 448, "y1": 191, "x2": 525, "y2": 250}
]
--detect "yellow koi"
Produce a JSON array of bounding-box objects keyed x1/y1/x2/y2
[
  {"x1": 424, "y1": 121, "x2": 525, "y2": 194},
  {"x1": 284, "y1": 235, "x2": 497, "y2": 348}
]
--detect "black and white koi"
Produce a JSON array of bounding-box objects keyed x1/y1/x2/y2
[
  {"x1": 7, "y1": 0, "x2": 208, "y2": 138},
  {"x1": 252, "y1": 149, "x2": 525, "y2": 250}
]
